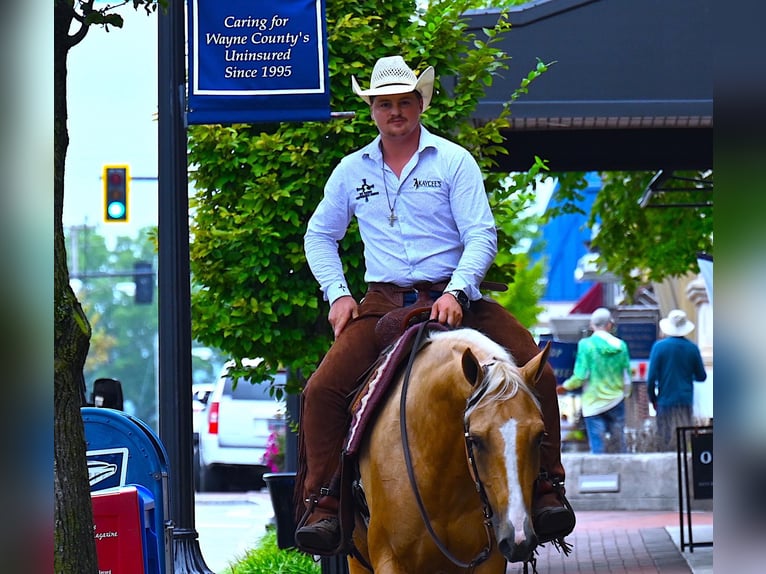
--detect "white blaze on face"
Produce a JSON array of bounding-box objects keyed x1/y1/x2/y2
[{"x1": 500, "y1": 418, "x2": 528, "y2": 542}]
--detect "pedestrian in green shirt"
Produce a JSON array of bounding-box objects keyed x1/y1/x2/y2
[{"x1": 558, "y1": 308, "x2": 631, "y2": 453}]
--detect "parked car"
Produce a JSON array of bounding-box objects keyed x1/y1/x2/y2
[
  {"x1": 192, "y1": 383, "x2": 215, "y2": 492},
  {"x1": 192, "y1": 383, "x2": 215, "y2": 433},
  {"x1": 197, "y1": 358, "x2": 286, "y2": 492}
]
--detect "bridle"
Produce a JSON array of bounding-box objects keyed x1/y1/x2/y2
[{"x1": 398, "y1": 321, "x2": 494, "y2": 569}]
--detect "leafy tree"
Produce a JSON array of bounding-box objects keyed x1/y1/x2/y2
[
  {"x1": 547, "y1": 170, "x2": 714, "y2": 299},
  {"x1": 54, "y1": 2, "x2": 162, "y2": 572},
  {"x1": 188, "y1": 0, "x2": 550, "y2": 393}
]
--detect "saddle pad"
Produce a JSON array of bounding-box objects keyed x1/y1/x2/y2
[{"x1": 344, "y1": 321, "x2": 447, "y2": 456}]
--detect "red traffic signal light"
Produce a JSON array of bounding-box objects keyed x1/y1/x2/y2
[{"x1": 103, "y1": 165, "x2": 130, "y2": 222}]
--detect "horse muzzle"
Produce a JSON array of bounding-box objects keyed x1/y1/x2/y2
[{"x1": 497, "y1": 519, "x2": 538, "y2": 563}]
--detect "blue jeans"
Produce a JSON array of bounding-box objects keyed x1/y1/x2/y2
[{"x1": 584, "y1": 401, "x2": 626, "y2": 454}]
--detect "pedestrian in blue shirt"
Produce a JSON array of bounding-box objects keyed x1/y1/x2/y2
[
  {"x1": 647, "y1": 309, "x2": 708, "y2": 450},
  {"x1": 294, "y1": 56, "x2": 575, "y2": 554}
]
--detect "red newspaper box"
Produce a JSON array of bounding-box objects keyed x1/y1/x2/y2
[{"x1": 92, "y1": 484, "x2": 155, "y2": 573}]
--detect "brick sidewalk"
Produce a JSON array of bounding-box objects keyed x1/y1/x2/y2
[{"x1": 505, "y1": 511, "x2": 713, "y2": 574}]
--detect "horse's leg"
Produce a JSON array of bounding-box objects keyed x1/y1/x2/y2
[
  {"x1": 348, "y1": 516, "x2": 371, "y2": 574},
  {"x1": 347, "y1": 556, "x2": 373, "y2": 574}
]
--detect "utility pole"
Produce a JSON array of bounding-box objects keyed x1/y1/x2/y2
[{"x1": 158, "y1": 1, "x2": 212, "y2": 572}]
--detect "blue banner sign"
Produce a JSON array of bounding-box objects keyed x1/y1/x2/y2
[{"x1": 187, "y1": 0, "x2": 330, "y2": 124}]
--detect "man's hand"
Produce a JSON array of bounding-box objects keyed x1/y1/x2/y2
[
  {"x1": 430, "y1": 293, "x2": 463, "y2": 328},
  {"x1": 328, "y1": 295, "x2": 358, "y2": 338},
  {"x1": 556, "y1": 385, "x2": 569, "y2": 395}
]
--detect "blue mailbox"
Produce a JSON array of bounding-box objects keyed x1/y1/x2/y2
[{"x1": 82, "y1": 407, "x2": 173, "y2": 574}]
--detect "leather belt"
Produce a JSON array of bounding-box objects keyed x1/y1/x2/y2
[
  {"x1": 367, "y1": 281, "x2": 448, "y2": 294},
  {"x1": 367, "y1": 280, "x2": 507, "y2": 294}
]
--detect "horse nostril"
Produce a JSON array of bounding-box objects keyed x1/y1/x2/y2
[
  {"x1": 499, "y1": 536, "x2": 538, "y2": 564},
  {"x1": 498, "y1": 538, "x2": 513, "y2": 558}
]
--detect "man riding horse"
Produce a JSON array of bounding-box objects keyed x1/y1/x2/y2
[{"x1": 295, "y1": 55, "x2": 576, "y2": 555}]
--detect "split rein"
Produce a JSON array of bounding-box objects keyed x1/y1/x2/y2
[{"x1": 398, "y1": 321, "x2": 494, "y2": 570}]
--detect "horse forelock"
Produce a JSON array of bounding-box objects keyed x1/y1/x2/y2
[
  {"x1": 466, "y1": 361, "x2": 541, "y2": 419},
  {"x1": 428, "y1": 329, "x2": 540, "y2": 417}
]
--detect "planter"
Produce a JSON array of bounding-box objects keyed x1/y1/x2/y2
[{"x1": 263, "y1": 472, "x2": 297, "y2": 550}]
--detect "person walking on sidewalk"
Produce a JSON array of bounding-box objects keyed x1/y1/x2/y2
[
  {"x1": 294, "y1": 55, "x2": 575, "y2": 554},
  {"x1": 647, "y1": 309, "x2": 707, "y2": 450},
  {"x1": 558, "y1": 308, "x2": 631, "y2": 454}
]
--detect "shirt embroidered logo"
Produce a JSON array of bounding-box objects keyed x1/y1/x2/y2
[
  {"x1": 355, "y1": 179, "x2": 379, "y2": 202},
  {"x1": 413, "y1": 178, "x2": 441, "y2": 189}
]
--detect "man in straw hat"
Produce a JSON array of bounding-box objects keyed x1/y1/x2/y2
[
  {"x1": 647, "y1": 309, "x2": 707, "y2": 450},
  {"x1": 295, "y1": 55, "x2": 575, "y2": 553}
]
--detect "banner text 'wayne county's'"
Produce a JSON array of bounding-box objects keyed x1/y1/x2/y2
[{"x1": 187, "y1": 0, "x2": 329, "y2": 124}]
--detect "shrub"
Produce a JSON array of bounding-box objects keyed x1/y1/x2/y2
[{"x1": 227, "y1": 529, "x2": 321, "y2": 574}]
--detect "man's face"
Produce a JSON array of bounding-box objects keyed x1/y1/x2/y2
[{"x1": 370, "y1": 92, "x2": 423, "y2": 138}]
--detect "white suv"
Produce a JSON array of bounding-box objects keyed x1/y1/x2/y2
[{"x1": 197, "y1": 358, "x2": 286, "y2": 491}]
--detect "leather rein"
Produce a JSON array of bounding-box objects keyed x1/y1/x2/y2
[{"x1": 398, "y1": 320, "x2": 495, "y2": 569}]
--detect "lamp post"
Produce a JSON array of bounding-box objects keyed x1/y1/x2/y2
[{"x1": 158, "y1": 1, "x2": 213, "y2": 571}]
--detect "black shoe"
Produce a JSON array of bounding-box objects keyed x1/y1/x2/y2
[
  {"x1": 533, "y1": 504, "x2": 576, "y2": 543},
  {"x1": 295, "y1": 517, "x2": 341, "y2": 552}
]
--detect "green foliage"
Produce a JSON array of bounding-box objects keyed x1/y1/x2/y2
[
  {"x1": 494, "y1": 251, "x2": 545, "y2": 328},
  {"x1": 226, "y1": 529, "x2": 320, "y2": 574},
  {"x1": 80, "y1": 0, "x2": 164, "y2": 30},
  {"x1": 547, "y1": 170, "x2": 714, "y2": 299},
  {"x1": 188, "y1": 0, "x2": 550, "y2": 391}
]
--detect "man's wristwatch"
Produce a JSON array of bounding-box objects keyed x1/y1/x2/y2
[{"x1": 446, "y1": 289, "x2": 470, "y2": 311}]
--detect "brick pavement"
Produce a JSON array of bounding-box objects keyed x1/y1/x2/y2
[{"x1": 505, "y1": 511, "x2": 713, "y2": 574}]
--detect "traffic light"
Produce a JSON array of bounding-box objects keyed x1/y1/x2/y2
[
  {"x1": 133, "y1": 261, "x2": 154, "y2": 304},
  {"x1": 103, "y1": 165, "x2": 130, "y2": 222}
]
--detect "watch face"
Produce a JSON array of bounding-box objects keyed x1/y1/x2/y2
[{"x1": 450, "y1": 290, "x2": 469, "y2": 308}]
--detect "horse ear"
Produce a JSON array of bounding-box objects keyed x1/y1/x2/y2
[
  {"x1": 461, "y1": 348, "x2": 483, "y2": 387},
  {"x1": 520, "y1": 341, "x2": 552, "y2": 388}
]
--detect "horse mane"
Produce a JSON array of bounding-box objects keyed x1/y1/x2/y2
[{"x1": 429, "y1": 328, "x2": 541, "y2": 418}]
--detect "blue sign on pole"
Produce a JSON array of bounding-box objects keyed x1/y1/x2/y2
[{"x1": 187, "y1": 0, "x2": 330, "y2": 124}]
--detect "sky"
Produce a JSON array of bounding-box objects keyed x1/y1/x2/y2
[{"x1": 65, "y1": 7, "x2": 160, "y2": 242}]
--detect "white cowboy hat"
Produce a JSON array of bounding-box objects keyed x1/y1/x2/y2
[
  {"x1": 659, "y1": 309, "x2": 695, "y2": 337},
  {"x1": 351, "y1": 56, "x2": 435, "y2": 111}
]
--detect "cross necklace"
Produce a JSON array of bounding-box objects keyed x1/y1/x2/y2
[{"x1": 382, "y1": 163, "x2": 400, "y2": 227}]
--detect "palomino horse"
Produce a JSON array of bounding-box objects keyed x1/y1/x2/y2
[{"x1": 348, "y1": 326, "x2": 551, "y2": 573}]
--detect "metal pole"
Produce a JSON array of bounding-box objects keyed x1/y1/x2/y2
[{"x1": 158, "y1": 1, "x2": 213, "y2": 571}]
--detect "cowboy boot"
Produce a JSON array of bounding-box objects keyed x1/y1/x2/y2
[
  {"x1": 295, "y1": 491, "x2": 341, "y2": 553},
  {"x1": 533, "y1": 473, "x2": 576, "y2": 543}
]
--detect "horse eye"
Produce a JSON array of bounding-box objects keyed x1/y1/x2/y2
[{"x1": 468, "y1": 434, "x2": 485, "y2": 450}]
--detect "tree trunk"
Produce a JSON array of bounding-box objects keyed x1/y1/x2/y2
[{"x1": 54, "y1": 2, "x2": 98, "y2": 572}]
